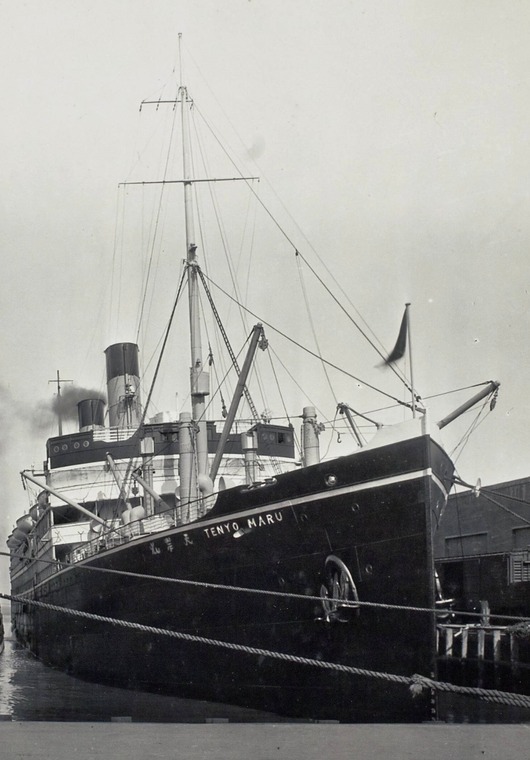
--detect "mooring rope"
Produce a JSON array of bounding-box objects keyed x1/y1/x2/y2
[
  {"x1": 3, "y1": 551, "x2": 528, "y2": 624},
  {"x1": 3, "y1": 590, "x2": 530, "y2": 710},
  {"x1": 409, "y1": 674, "x2": 530, "y2": 710}
]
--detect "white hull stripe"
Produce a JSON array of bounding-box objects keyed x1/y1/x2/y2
[
  {"x1": 79, "y1": 466, "x2": 446, "y2": 555},
  {"x1": 17, "y1": 466, "x2": 448, "y2": 591},
  {"x1": 219, "y1": 467, "x2": 448, "y2": 525},
  {"x1": 430, "y1": 472, "x2": 448, "y2": 501}
]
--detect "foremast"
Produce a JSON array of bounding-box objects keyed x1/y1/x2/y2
[
  {"x1": 131, "y1": 73, "x2": 259, "y2": 504},
  {"x1": 180, "y1": 85, "x2": 210, "y2": 480}
]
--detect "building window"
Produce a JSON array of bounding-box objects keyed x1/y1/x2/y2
[
  {"x1": 512, "y1": 526, "x2": 530, "y2": 550},
  {"x1": 509, "y1": 551, "x2": 530, "y2": 584},
  {"x1": 444, "y1": 532, "x2": 488, "y2": 557}
]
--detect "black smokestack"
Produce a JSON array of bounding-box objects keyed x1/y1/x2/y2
[
  {"x1": 52, "y1": 386, "x2": 106, "y2": 424},
  {"x1": 77, "y1": 398, "x2": 106, "y2": 431},
  {"x1": 105, "y1": 343, "x2": 141, "y2": 428}
]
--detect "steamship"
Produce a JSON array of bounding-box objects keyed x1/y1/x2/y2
[{"x1": 7, "y1": 62, "x2": 502, "y2": 721}]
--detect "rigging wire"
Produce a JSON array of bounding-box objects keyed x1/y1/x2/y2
[
  {"x1": 265, "y1": 347, "x2": 291, "y2": 427},
  {"x1": 450, "y1": 399, "x2": 492, "y2": 463},
  {"x1": 117, "y1": 266, "x2": 188, "y2": 510},
  {"x1": 123, "y1": 74, "x2": 492, "y2": 436},
  {"x1": 110, "y1": 94, "x2": 161, "y2": 339},
  {"x1": 199, "y1": 339, "x2": 246, "y2": 422},
  {"x1": 191, "y1": 109, "x2": 272, "y2": 415},
  {"x1": 265, "y1": 347, "x2": 302, "y2": 459},
  {"x1": 295, "y1": 251, "x2": 338, "y2": 408},
  {"x1": 121, "y1": 62, "x2": 496, "y2": 447},
  {"x1": 321, "y1": 407, "x2": 340, "y2": 460},
  {"x1": 425, "y1": 382, "x2": 497, "y2": 401},
  {"x1": 139, "y1": 266, "x2": 188, "y2": 427},
  {"x1": 240, "y1": 185, "x2": 258, "y2": 306},
  {"x1": 294, "y1": 249, "x2": 352, "y2": 449},
  {"x1": 451, "y1": 487, "x2": 467, "y2": 560},
  {"x1": 452, "y1": 480, "x2": 530, "y2": 529},
  {"x1": 198, "y1": 291, "x2": 234, "y2": 417},
  {"x1": 191, "y1": 109, "x2": 240, "y2": 302},
  {"x1": 110, "y1": 62, "x2": 501, "y2": 500},
  {"x1": 190, "y1": 119, "x2": 263, "y2": 423},
  {"x1": 267, "y1": 344, "x2": 329, "y2": 421},
  {"x1": 484, "y1": 488, "x2": 530, "y2": 508},
  {"x1": 200, "y1": 270, "x2": 412, "y2": 408},
  {"x1": 193, "y1": 103, "x2": 413, "y2": 394},
  {"x1": 191, "y1": 148, "x2": 235, "y2": 411},
  {"x1": 135, "y1": 101, "x2": 180, "y2": 345},
  {"x1": 110, "y1": 185, "x2": 127, "y2": 336},
  {"x1": 349, "y1": 381, "x2": 499, "y2": 421},
  {"x1": 3, "y1": 550, "x2": 528, "y2": 625},
  {"x1": 193, "y1": 330, "x2": 282, "y2": 475},
  {"x1": 197, "y1": 267, "x2": 260, "y2": 421},
  {"x1": 479, "y1": 491, "x2": 530, "y2": 529},
  {"x1": 193, "y1": 330, "x2": 282, "y2": 474},
  {"x1": 142, "y1": 260, "x2": 187, "y2": 376},
  {"x1": 176, "y1": 41, "x2": 411, "y2": 385},
  {"x1": 208, "y1": 344, "x2": 228, "y2": 418}
]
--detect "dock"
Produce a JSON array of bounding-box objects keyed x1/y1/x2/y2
[{"x1": 1, "y1": 723, "x2": 530, "y2": 760}]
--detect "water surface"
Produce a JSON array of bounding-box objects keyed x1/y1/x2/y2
[{"x1": 0, "y1": 610, "x2": 285, "y2": 723}]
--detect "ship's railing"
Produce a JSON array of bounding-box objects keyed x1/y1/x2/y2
[
  {"x1": 91, "y1": 427, "x2": 138, "y2": 443},
  {"x1": 12, "y1": 497, "x2": 214, "y2": 582},
  {"x1": 67, "y1": 513, "x2": 176, "y2": 563}
]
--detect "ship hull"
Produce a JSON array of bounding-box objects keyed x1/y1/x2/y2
[{"x1": 11, "y1": 433, "x2": 453, "y2": 722}]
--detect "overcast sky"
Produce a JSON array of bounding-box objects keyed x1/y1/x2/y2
[{"x1": 2, "y1": 0, "x2": 530, "y2": 589}]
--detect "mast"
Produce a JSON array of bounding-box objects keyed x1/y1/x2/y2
[
  {"x1": 180, "y1": 85, "x2": 210, "y2": 477},
  {"x1": 127, "y1": 68, "x2": 257, "y2": 485},
  {"x1": 48, "y1": 370, "x2": 72, "y2": 436},
  {"x1": 405, "y1": 303, "x2": 416, "y2": 418}
]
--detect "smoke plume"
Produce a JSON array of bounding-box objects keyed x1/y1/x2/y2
[
  {"x1": 34, "y1": 386, "x2": 106, "y2": 432},
  {"x1": 0, "y1": 384, "x2": 107, "y2": 442},
  {"x1": 50, "y1": 386, "x2": 106, "y2": 423}
]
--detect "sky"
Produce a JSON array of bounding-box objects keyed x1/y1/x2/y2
[{"x1": 1, "y1": 0, "x2": 530, "y2": 590}]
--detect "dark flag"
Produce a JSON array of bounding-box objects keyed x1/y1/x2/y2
[{"x1": 383, "y1": 306, "x2": 409, "y2": 365}]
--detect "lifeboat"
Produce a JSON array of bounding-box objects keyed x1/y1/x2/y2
[
  {"x1": 12, "y1": 528, "x2": 28, "y2": 543},
  {"x1": 16, "y1": 515, "x2": 33, "y2": 534},
  {"x1": 29, "y1": 504, "x2": 40, "y2": 522},
  {"x1": 6, "y1": 534, "x2": 21, "y2": 550}
]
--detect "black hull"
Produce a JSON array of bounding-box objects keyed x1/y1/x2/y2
[{"x1": 12, "y1": 433, "x2": 453, "y2": 722}]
